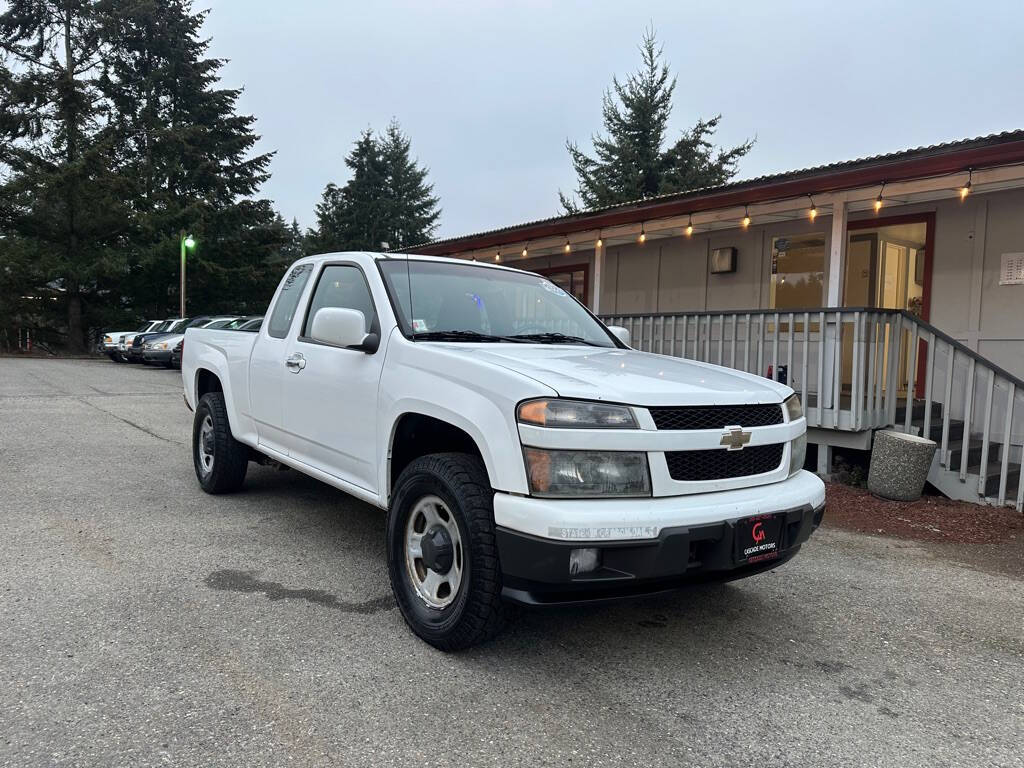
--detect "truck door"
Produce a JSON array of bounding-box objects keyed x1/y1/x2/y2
[
  {"x1": 249, "y1": 262, "x2": 314, "y2": 456},
  {"x1": 282, "y1": 262, "x2": 385, "y2": 493}
]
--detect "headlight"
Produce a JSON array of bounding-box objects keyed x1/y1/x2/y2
[
  {"x1": 789, "y1": 433, "x2": 807, "y2": 476},
  {"x1": 523, "y1": 447, "x2": 651, "y2": 498},
  {"x1": 784, "y1": 394, "x2": 803, "y2": 422},
  {"x1": 157, "y1": 342, "x2": 168, "y2": 350},
  {"x1": 518, "y1": 399, "x2": 637, "y2": 429}
]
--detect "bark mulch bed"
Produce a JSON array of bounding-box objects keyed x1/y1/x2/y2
[{"x1": 824, "y1": 482, "x2": 1023, "y2": 545}]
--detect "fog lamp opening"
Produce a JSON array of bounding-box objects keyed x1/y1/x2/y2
[{"x1": 569, "y1": 547, "x2": 601, "y2": 575}]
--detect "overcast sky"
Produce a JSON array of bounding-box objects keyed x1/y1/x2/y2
[{"x1": 203, "y1": 0, "x2": 1024, "y2": 239}]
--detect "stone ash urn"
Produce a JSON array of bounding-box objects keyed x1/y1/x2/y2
[{"x1": 867, "y1": 430, "x2": 938, "y2": 502}]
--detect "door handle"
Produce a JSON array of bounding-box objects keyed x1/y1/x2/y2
[{"x1": 285, "y1": 353, "x2": 306, "y2": 372}]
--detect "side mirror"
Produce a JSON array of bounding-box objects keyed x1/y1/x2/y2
[
  {"x1": 607, "y1": 325, "x2": 631, "y2": 347},
  {"x1": 310, "y1": 307, "x2": 379, "y2": 353}
]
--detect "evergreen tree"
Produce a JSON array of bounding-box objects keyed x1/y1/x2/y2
[
  {"x1": 311, "y1": 121, "x2": 439, "y2": 253},
  {"x1": 379, "y1": 119, "x2": 440, "y2": 249},
  {"x1": 0, "y1": 0, "x2": 130, "y2": 350},
  {"x1": 560, "y1": 28, "x2": 753, "y2": 213},
  {"x1": 101, "y1": 0, "x2": 283, "y2": 318}
]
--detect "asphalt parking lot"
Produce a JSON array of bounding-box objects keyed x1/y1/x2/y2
[{"x1": 1, "y1": 358, "x2": 1022, "y2": 768}]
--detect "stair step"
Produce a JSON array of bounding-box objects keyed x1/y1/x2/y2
[
  {"x1": 897, "y1": 400, "x2": 943, "y2": 423},
  {"x1": 965, "y1": 460, "x2": 1022, "y2": 497},
  {"x1": 947, "y1": 438, "x2": 999, "y2": 469},
  {"x1": 926, "y1": 419, "x2": 965, "y2": 443}
]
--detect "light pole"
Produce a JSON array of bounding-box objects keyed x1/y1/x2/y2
[{"x1": 180, "y1": 232, "x2": 196, "y2": 317}]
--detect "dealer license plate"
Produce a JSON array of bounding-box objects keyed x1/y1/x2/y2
[{"x1": 735, "y1": 513, "x2": 784, "y2": 564}]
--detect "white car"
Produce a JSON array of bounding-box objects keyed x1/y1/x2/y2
[
  {"x1": 183, "y1": 253, "x2": 825, "y2": 650},
  {"x1": 98, "y1": 320, "x2": 162, "y2": 362}
]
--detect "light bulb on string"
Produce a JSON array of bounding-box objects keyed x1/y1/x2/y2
[
  {"x1": 495, "y1": 250, "x2": 501, "y2": 262},
  {"x1": 564, "y1": 238, "x2": 571, "y2": 253},
  {"x1": 742, "y1": 206, "x2": 751, "y2": 228},
  {"x1": 960, "y1": 169, "x2": 972, "y2": 201},
  {"x1": 808, "y1": 196, "x2": 817, "y2": 222},
  {"x1": 596, "y1": 230, "x2": 603, "y2": 248},
  {"x1": 875, "y1": 182, "x2": 885, "y2": 213},
  {"x1": 638, "y1": 223, "x2": 646, "y2": 244},
  {"x1": 522, "y1": 244, "x2": 528, "y2": 258},
  {"x1": 685, "y1": 214, "x2": 693, "y2": 237}
]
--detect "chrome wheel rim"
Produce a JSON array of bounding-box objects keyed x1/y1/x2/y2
[
  {"x1": 404, "y1": 495, "x2": 463, "y2": 609},
  {"x1": 198, "y1": 415, "x2": 215, "y2": 477}
]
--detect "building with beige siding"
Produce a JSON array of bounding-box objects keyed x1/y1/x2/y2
[{"x1": 406, "y1": 132, "x2": 1024, "y2": 509}]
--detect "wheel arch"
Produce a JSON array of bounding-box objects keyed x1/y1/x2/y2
[{"x1": 387, "y1": 411, "x2": 494, "y2": 498}]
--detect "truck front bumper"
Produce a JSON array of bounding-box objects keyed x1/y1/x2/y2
[{"x1": 493, "y1": 470, "x2": 825, "y2": 606}]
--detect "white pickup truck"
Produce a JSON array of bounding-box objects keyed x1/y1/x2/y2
[{"x1": 183, "y1": 252, "x2": 825, "y2": 650}]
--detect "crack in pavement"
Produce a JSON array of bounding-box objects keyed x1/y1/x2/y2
[{"x1": 77, "y1": 397, "x2": 186, "y2": 446}]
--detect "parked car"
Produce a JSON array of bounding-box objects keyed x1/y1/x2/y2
[
  {"x1": 183, "y1": 253, "x2": 824, "y2": 650},
  {"x1": 235, "y1": 316, "x2": 263, "y2": 331},
  {"x1": 98, "y1": 320, "x2": 161, "y2": 362},
  {"x1": 143, "y1": 317, "x2": 236, "y2": 367},
  {"x1": 170, "y1": 338, "x2": 184, "y2": 369},
  {"x1": 127, "y1": 319, "x2": 184, "y2": 362}
]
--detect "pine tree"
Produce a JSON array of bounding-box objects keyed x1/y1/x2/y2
[
  {"x1": 101, "y1": 0, "x2": 282, "y2": 318},
  {"x1": 560, "y1": 28, "x2": 753, "y2": 213},
  {"x1": 0, "y1": 0, "x2": 130, "y2": 350},
  {"x1": 311, "y1": 121, "x2": 440, "y2": 253},
  {"x1": 379, "y1": 119, "x2": 440, "y2": 249}
]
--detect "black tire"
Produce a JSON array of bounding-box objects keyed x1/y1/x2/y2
[
  {"x1": 108, "y1": 353, "x2": 126, "y2": 363},
  {"x1": 192, "y1": 392, "x2": 249, "y2": 494},
  {"x1": 387, "y1": 453, "x2": 510, "y2": 651}
]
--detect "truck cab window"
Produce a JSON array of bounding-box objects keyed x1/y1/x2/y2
[
  {"x1": 303, "y1": 265, "x2": 377, "y2": 335},
  {"x1": 267, "y1": 263, "x2": 313, "y2": 339}
]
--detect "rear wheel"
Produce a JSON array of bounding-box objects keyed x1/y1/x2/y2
[
  {"x1": 193, "y1": 392, "x2": 248, "y2": 493},
  {"x1": 386, "y1": 453, "x2": 510, "y2": 651}
]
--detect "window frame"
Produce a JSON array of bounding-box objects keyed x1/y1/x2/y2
[
  {"x1": 296, "y1": 260, "x2": 381, "y2": 349},
  {"x1": 535, "y1": 263, "x2": 590, "y2": 306}
]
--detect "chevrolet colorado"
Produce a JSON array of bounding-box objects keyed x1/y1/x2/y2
[{"x1": 182, "y1": 252, "x2": 825, "y2": 650}]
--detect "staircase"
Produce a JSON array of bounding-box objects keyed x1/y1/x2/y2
[
  {"x1": 600, "y1": 307, "x2": 1024, "y2": 512},
  {"x1": 898, "y1": 401, "x2": 1021, "y2": 505}
]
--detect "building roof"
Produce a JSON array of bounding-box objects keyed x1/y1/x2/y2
[{"x1": 407, "y1": 129, "x2": 1024, "y2": 255}]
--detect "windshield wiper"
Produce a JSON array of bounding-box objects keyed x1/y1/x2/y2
[
  {"x1": 507, "y1": 332, "x2": 604, "y2": 346},
  {"x1": 411, "y1": 330, "x2": 526, "y2": 343}
]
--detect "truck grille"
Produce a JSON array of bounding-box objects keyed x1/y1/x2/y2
[
  {"x1": 649, "y1": 404, "x2": 783, "y2": 431},
  {"x1": 665, "y1": 444, "x2": 784, "y2": 482}
]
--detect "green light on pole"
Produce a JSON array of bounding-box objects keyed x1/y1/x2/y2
[{"x1": 180, "y1": 232, "x2": 196, "y2": 317}]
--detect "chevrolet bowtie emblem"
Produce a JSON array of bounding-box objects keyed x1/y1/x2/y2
[{"x1": 720, "y1": 426, "x2": 752, "y2": 451}]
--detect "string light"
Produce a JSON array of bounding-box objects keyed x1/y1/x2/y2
[
  {"x1": 808, "y1": 196, "x2": 817, "y2": 222},
  {"x1": 564, "y1": 237, "x2": 571, "y2": 253},
  {"x1": 495, "y1": 250, "x2": 501, "y2": 262},
  {"x1": 522, "y1": 244, "x2": 528, "y2": 257},
  {"x1": 596, "y1": 230, "x2": 603, "y2": 248},
  {"x1": 638, "y1": 223, "x2": 646, "y2": 244},
  {"x1": 685, "y1": 214, "x2": 693, "y2": 237},
  {"x1": 960, "y1": 169, "x2": 972, "y2": 201},
  {"x1": 742, "y1": 206, "x2": 751, "y2": 228},
  {"x1": 875, "y1": 182, "x2": 885, "y2": 213}
]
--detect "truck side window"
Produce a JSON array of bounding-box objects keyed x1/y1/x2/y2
[
  {"x1": 303, "y1": 265, "x2": 377, "y2": 335},
  {"x1": 267, "y1": 263, "x2": 313, "y2": 339}
]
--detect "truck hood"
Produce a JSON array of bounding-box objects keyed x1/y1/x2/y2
[{"x1": 439, "y1": 344, "x2": 791, "y2": 406}]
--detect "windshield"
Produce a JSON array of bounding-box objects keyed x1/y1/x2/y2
[
  {"x1": 379, "y1": 259, "x2": 616, "y2": 347},
  {"x1": 151, "y1": 321, "x2": 171, "y2": 332}
]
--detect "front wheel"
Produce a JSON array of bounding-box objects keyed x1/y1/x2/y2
[
  {"x1": 386, "y1": 453, "x2": 510, "y2": 651},
  {"x1": 192, "y1": 392, "x2": 249, "y2": 493}
]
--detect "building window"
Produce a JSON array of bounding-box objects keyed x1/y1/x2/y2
[
  {"x1": 770, "y1": 234, "x2": 825, "y2": 309},
  {"x1": 537, "y1": 265, "x2": 589, "y2": 305}
]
